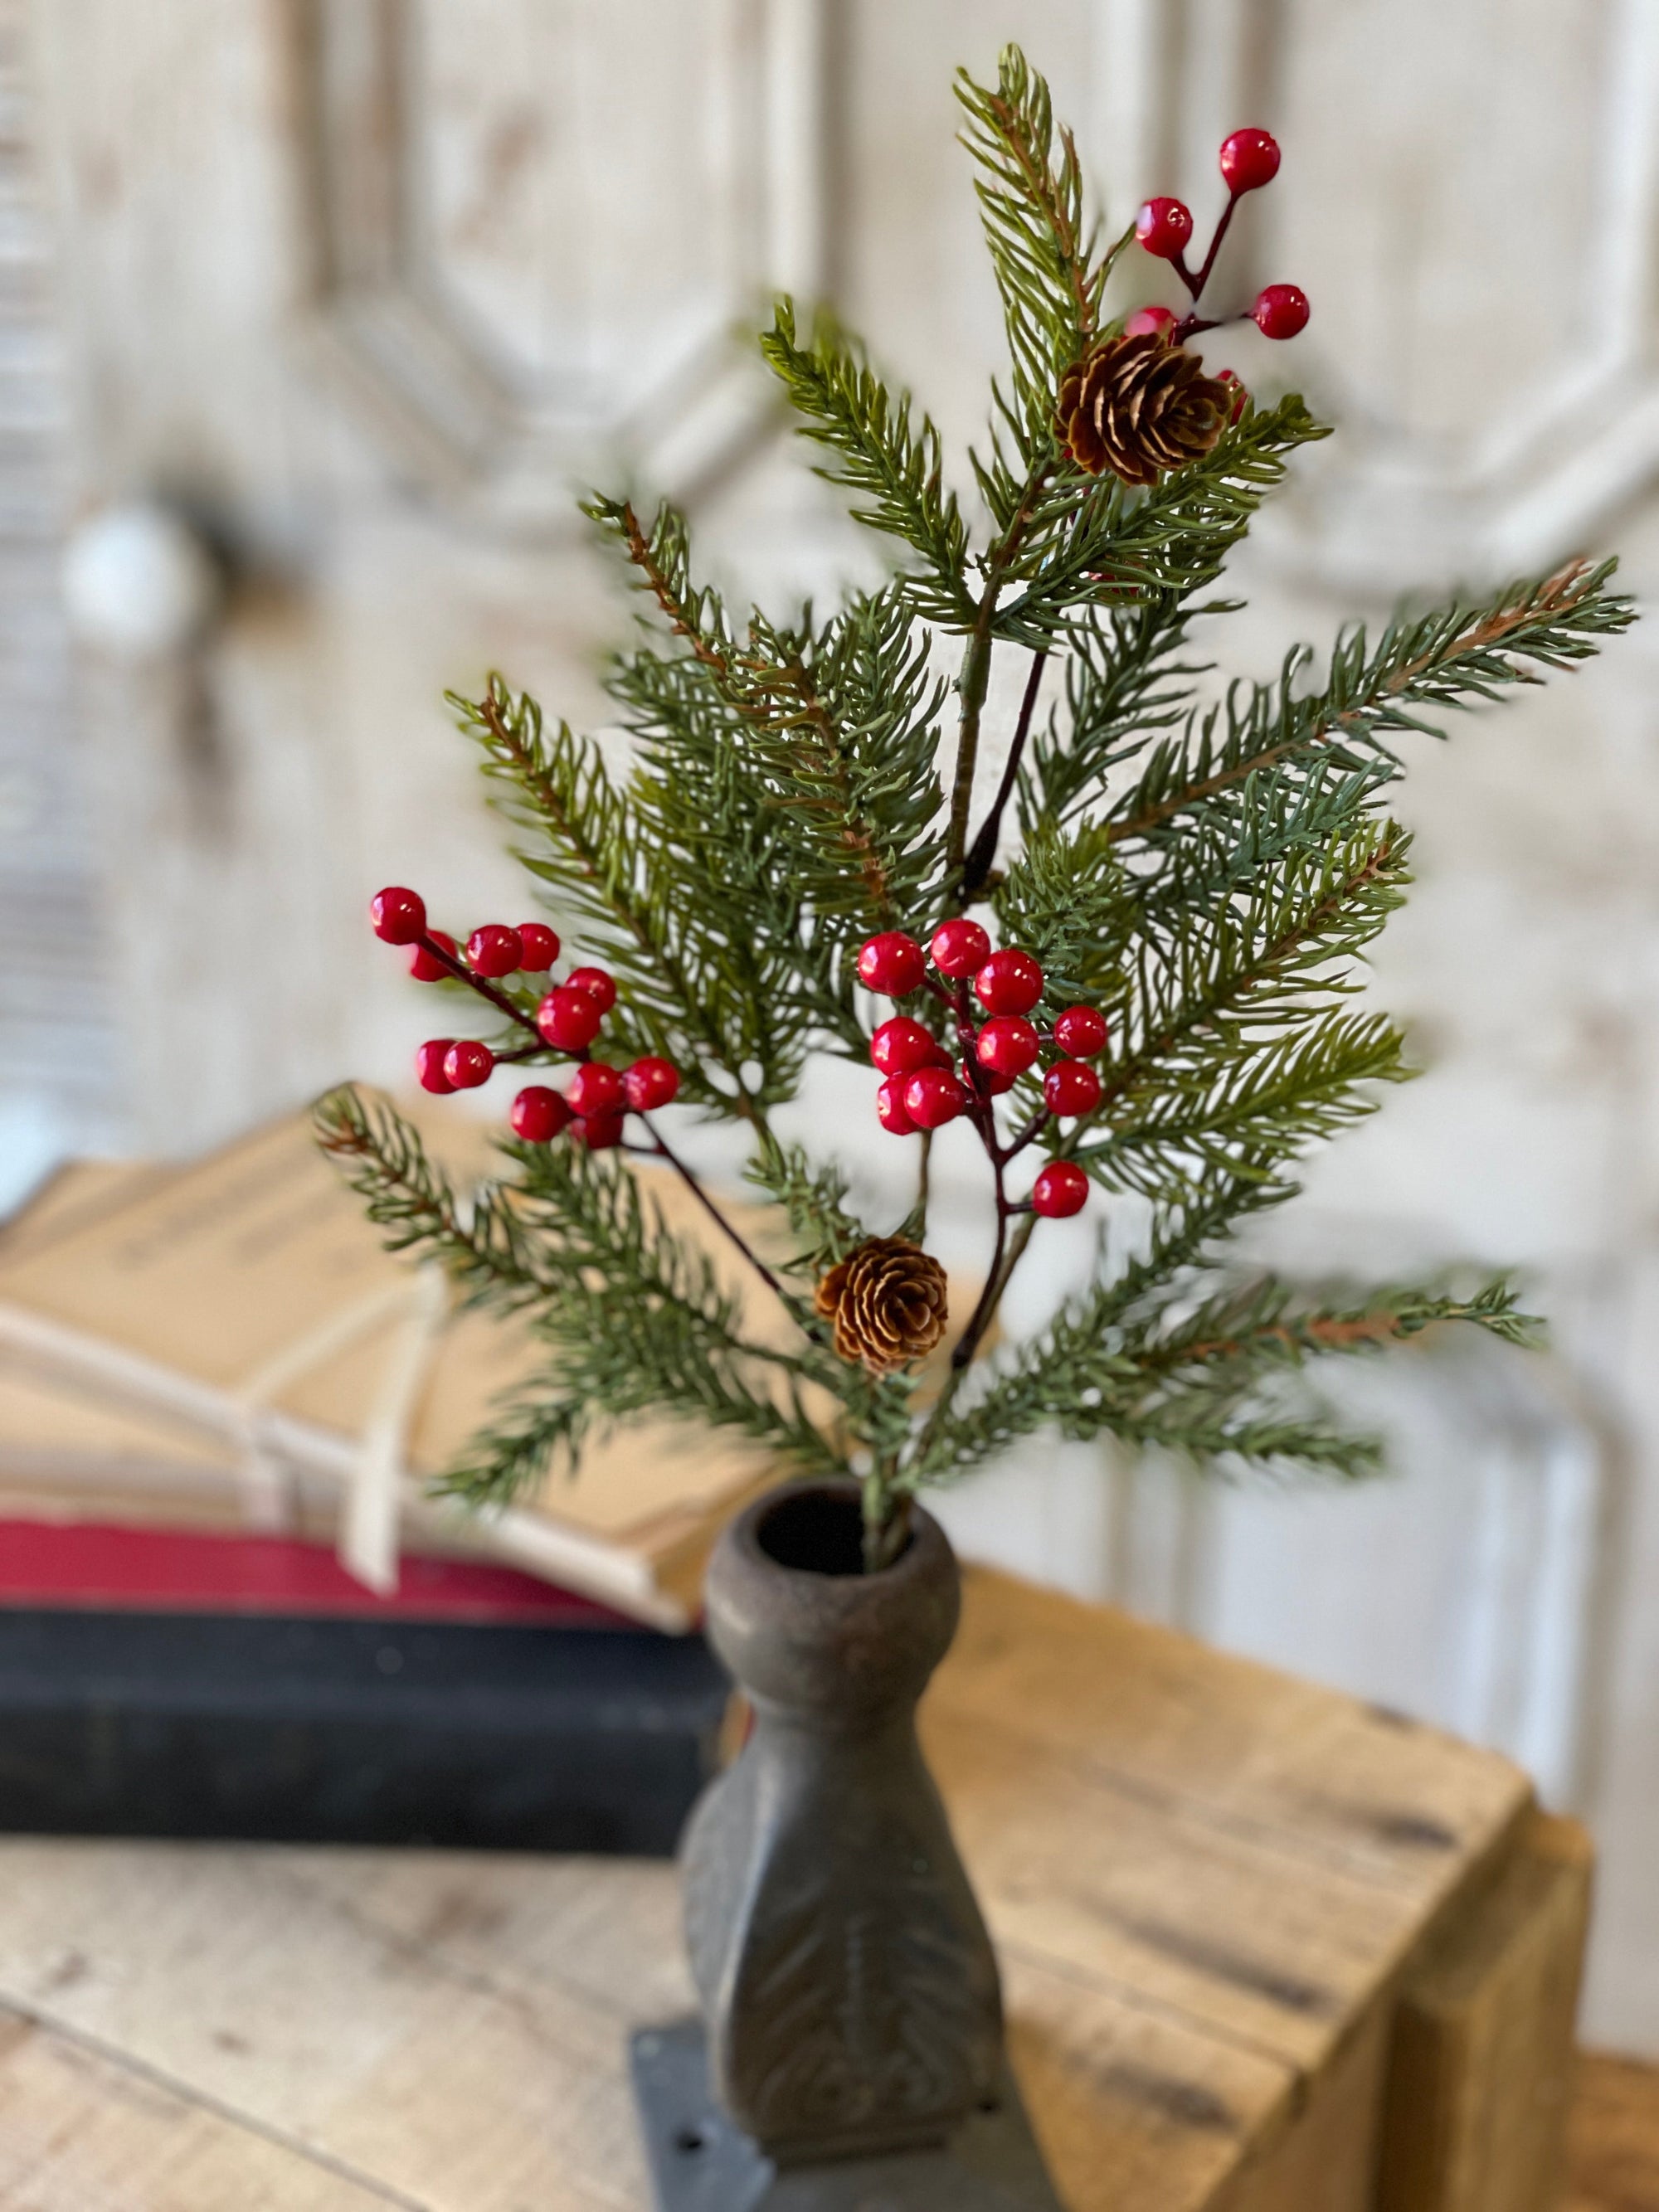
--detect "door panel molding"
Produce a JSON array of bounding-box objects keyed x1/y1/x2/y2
[{"x1": 291, "y1": 0, "x2": 829, "y2": 533}]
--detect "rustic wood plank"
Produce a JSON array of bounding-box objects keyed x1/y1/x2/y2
[
  {"x1": 0, "y1": 1570, "x2": 1564, "y2": 2211},
  {"x1": 940, "y1": 1569, "x2": 1533, "y2": 1894},
  {"x1": 1567, "y1": 2051, "x2": 1659, "y2": 2212},
  {"x1": 0, "y1": 2003, "x2": 409, "y2": 2211},
  {"x1": 1216, "y1": 2005, "x2": 1393, "y2": 2212},
  {"x1": 0, "y1": 1840, "x2": 638, "y2": 2212},
  {"x1": 1376, "y1": 1811, "x2": 1594, "y2": 2212},
  {"x1": 927, "y1": 1697, "x2": 1476, "y2": 2073},
  {"x1": 999, "y1": 1953, "x2": 1291, "y2": 2212}
]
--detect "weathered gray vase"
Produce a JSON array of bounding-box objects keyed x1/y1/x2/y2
[{"x1": 680, "y1": 1480, "x2": 1004, "y2": 2166}]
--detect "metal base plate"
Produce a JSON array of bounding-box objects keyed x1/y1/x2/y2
[{"x1": 630, "y1": 2018, "x2": 1066, "y2": 2212}]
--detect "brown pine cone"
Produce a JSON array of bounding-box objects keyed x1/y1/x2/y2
[
  {"x1": 1057, "y1": 332, "x2": 1230, "y2": 486},
  {"x1": 814, "y1": 1237, "x2": 949, "y2": 1375}
]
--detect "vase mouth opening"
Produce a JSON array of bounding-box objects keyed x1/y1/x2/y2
[{"x1": 753, "y1": 1485, "x2": 913, "y2": 1578}]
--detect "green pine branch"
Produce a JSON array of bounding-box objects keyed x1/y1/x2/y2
[
  {"x1": 990, "y1": 397, "x2": 1332, "y2": 653},
  {"x1": 455, "y1": 678, "x2": 804, "y2": 1116},
  {"x1": 440, "y1": 1273, "x2": 849, "y2": 1506},
  {"x1": 1076, "y1": 820, "x2": 1413, "y2": 1194},
  {"x1": 1107, "y1": 559, "x2": 1634, "y2": 851},
  {"x1": 1021, "y1": 590, "x2": 1236, "y2": 827},
  {"x1": 990, "y1": 818, "x2": 1131, "y2": 1009},
  {"x1": 594, "y1": 497, "x2": 946, "y2": 957},
  {"x1": 314, "y1": 1085, "x2": 547, "y2": 1311},
  {"x1": 758, "y1": 302, "x2": 975, "y2": 626},
  {"x1": 314, "y1": 1087, "x2": 846, "y2": 1506},
  {"x1": 954, "y1": 46, "x2": 1126, "y2": 466},
  {"x1": 743, "y1": 1129, "x2": 869, "y2": 1277},
  {"x1": 916, "y1": 1217, "x2": 1534, "y2": 1486}
]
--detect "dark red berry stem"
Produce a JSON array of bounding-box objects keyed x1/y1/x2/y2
[
  {"x1": 412, "y1": 931, "x2": 542, "y2": 1041},
  {"x1": 1185, "y1": 189, "x2": 1243, "y2": 302},
  {"x1": 951, "y1": 1164, "x2": 1014, "y2": 1373},
  {"x1": 998, "y1": 1103, "x2": 1054, "y2": 1164},
  {"x1": 636, "y1": 1113, "x2": 786, "y2": 1300},
  {"x1": 1170, "y1": 310, "x2": 1237, "y2": 343}
]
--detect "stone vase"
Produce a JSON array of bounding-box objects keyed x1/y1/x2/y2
[
  {"x1": 684, "y1": 1478, "x2": 1002, "y2": 2158},
  {"x1": 630, "y1": 1480, "x2": 1063, "y2": 2208}
]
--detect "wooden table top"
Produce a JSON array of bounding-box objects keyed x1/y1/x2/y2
[{"x1": 0, "y1": 1567, "x2": 1534, "y2": 2212}]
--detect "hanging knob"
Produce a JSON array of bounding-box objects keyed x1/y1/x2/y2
[{"x1": 61, "y1": 500, "x2": 225, "y2": 659}]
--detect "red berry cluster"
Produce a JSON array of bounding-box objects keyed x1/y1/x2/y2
[
  {"x1": 857, "y1": 921, "x2": 1105, "y2": 1219},
  {"x1": 1126, "y1": 129, "x2": 1308, "y2": 361},
  {"x1": 370, "y1": 886, "x2": 680, "y2": 1151}
]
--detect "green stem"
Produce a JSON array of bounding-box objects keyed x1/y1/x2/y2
[
  {"x1": 960, "y1": 648, "x2": 1047, "y2": 899},
  {"x1": 945, "y1": 460, "x2": 1054, "y2": 892},
  {"x1": 946, "y1": 609, "x2": 999, "y2": 878},
  {"x1": 862, "y1": 1464, "x2": 912, "y2": 1572}
]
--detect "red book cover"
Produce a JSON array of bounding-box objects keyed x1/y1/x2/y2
[{"x1": 0, "y1": 1519, "x2": 635, "y2": 1628}]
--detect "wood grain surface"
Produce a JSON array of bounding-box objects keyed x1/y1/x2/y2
[
  {"x1": 1569, "y1": 2054, "x2": 1659, "y2": 2212},
  {"x1": 0, "y1": 1567, "x2": 1575, "y2": 2212}
]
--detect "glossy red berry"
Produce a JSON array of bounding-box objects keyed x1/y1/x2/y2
[
  {"x1": 564, "y1": 965, "x2": 617, "y2": 1012},
  {"x1": 371, "y1": 887, "x2": 426, "y2": 945},
  {"x1": 876, "y1": 1076, "x2": 918, "y2": 1135},
  {"x1": 927, "y1": 917, "x2": 991, "y2": 978},
  {"x1": 465, "y1": 925, "x2": 522, "y2": 978},
  {"x1": 858, "y1": 931, "x2": 927, "y2": 996},
  {"x1": 624, "y1": 1057, "x2": 679, "y2": 1111},
  {"x1": 1053, "y1": 1005, "x2": 1108, "y2": 1057},
  {"x1": 902, "y1": 1066, "x2": 967, "y2": 1130},
  {"x1": 510, "y1": 1086, "x2": 572, "y2": 1144},
  {"x1": 537, "y1": 987, "x2": 604, "y2": 1051},
  {"x1": 516, "y1": 922, "x2": 560, "y2": 972},
  {"x1": 1136, "y1": 197, "x2": 1193, "y2": 260},
  {"x1": 1253, "y1": 284, "x2": 1309, "y2": 340},
  {"x1": 1032, "y1": 1161, "x2": 1090, "y2": 1218},
  {"x1": 871, "y1": 1016, "x2": 939, "y2": 1077},
  {"x1": 578, "y1": 1112, "x2": 625, "y2": 1151},
  {"x1": 974, "y1": 948, "x2": 1044, "y2": 1017},
  {"x1": 1219, "y1": 127, "x2": 1281, "y2": 195},
  {"x1": 567, "y1": 1062, "x2": 625, "y2": 1119},
  {"x1": 415, "y1": 1038, "x2": 456, "y2": 1095},
  {"x1": 444, "y1": 1039, "x2": 494, "y2": 1090},
  {"x1": 409, "y1": 930, "x2": 457, "y2": 982},
  {"x1": 1044, "y1": 1062, "x2": 1102, "y2": 1118},
  {"x1": 1124, "y1": 304, "x2": 1177, "y2": 340},
  {"x1": 975, "y1": 1015, "x2": 1041, "y2": 1077}
]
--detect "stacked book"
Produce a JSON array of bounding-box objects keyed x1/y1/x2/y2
[{"x1": 0, "y1": 1107, "x2": 790, "y2": 1851}]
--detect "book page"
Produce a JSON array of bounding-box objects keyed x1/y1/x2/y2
[{"x1": 0, "y1": 1116, "x2": 404, "y2": 1390}]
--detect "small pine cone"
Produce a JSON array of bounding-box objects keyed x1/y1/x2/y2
[
  {"x1": 1057, "y1": 332, "x2": 1231, "y2": 486},
  {"x1": 814, "y1": 1237, "x2": 949, "y2": 1375}
]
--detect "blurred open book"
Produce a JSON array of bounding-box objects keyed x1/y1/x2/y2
[{"x1": 0, "y1": 1107, "x2": 816, "y2": 1631}]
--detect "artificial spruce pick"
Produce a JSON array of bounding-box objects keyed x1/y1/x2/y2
[{"x1": 319, "y1": 46, "x2": 1634, "y2": 1573}]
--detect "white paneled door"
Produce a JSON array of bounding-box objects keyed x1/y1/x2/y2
[{"x1": 20, "y1": 0, "x2": 1659, "y2": 2050}]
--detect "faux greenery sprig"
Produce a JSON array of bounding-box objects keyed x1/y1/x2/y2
[{"x1": 318, "y1": 46, "x2": 1632, "y2": 1570}]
